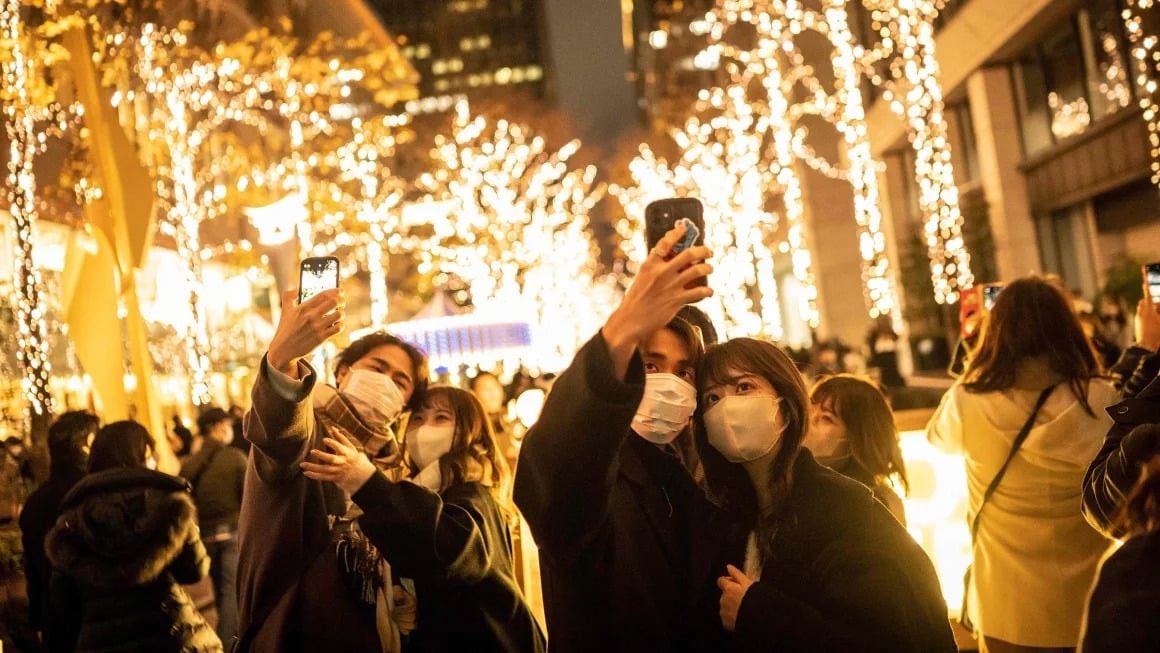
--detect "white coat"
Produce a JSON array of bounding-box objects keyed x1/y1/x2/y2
[{"x1": 927, "y1": 379, "x2": 1116, "y2": 647}]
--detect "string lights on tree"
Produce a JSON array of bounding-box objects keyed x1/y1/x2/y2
[
  {"x1": 90, "y1": 11, "x2": 417, "y2": 404},
  {"x1": 618, "y1": 0, "x2": 911, "y2": 337},
  {"x1": 862, "y1": 0, "x2": 973, "y2": 303},
  {"x1": 1123, "y1": 0, "x2": 1160, "y2": 189},
  {"x1": 412, "y1": 100, "x2": 615, "y2": 371},
  {"x1": 2, "y1": 0, "x2": 60, "y2": 423}
]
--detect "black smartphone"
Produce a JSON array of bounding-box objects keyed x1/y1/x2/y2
[
  {"x1": 298, "y1": 256, "x2": 340, "y2": 304},
  {"x1": 1145, "y1": 261, "x2": 1160, "y2": 310},
  {"x1": 645, "y1": 197, "x2": 707, "y2": 286}
]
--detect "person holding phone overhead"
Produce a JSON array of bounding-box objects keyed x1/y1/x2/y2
[
  {"x1": 514, "y1": 221, "x2": 742, "y2": 652},
  {"x1": 927, "y1": 276, "x2": 1115, "y2": 653},
  {"x1": 235, "y1": 279, "x2": 430, "y2": 653},
  {"x1": 1083, "y1": 278, "x2": 1160, "y2": 536}
]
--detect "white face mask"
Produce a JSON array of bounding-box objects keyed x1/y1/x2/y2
[
  {"x1": 704, "y1": 395, "x2": 786, "y2": 463},
  {"x1": 340, "y1": 369, "x2": 406, "y2": 431},
  {"x1": 406, "y1": 424, "x2": 456, "y2": 470},
  {"x1": 632, "y1": 373, "x2": 697, "y2": 444}
]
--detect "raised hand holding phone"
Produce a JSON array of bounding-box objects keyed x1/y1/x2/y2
[
  {"x1": 645, "y1": 198, "x2": 708, "y2": 287},
  {"x1": 603, "y1": 221, "x2": 714, "y2": 380},
  {"x1": 267, "y1": 259, "x2": 345, "y2": 379}
]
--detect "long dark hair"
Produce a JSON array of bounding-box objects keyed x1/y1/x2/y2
[
  {"x1": 810, "y1": 375, "x2": 909, "y2": 494},
  {"x1": 88, "y1": 421, "x2": 154, "y2": 473},
  {"x1": 695, "y1": 338, "x2": 808, "y2": 546},
  {"x1": 48, "y1": 411, "x2": 99, "y2": 477},
  {"x1": 963, "y1": 276, "x2": 1102, "y2": 415},
  {"x1": 421, "y1": 386, "x2": 513, "y2": 517},
  {"x1": 337, "y1": 331, "x2": 429, "y2": 411}
]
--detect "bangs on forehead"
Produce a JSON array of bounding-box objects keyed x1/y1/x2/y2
[
  {"x1": 422, "y1": 390, "x2": 453, "y2": 412},
  {"x1": 700, "y1": 345, "x2": 762, "y2": 390}
]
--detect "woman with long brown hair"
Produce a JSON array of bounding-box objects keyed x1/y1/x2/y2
[
  {"x1": 926, "y1": 275, "x2": 1116, "y2": 653},
  {"x1": 695, "y1": 338, "x2": 953, "y2": 651},
  {"x1": 807, "y1": 374, "x2": 909, "y2": 525},
  {"x1": 301, "y1": 385, "x2": 545, "y2": 652}
]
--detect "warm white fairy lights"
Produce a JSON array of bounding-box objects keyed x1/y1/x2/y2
[
  {"x1": 617, "y1": 0, "x2": 911, "y2": 335},
  {"x1": 2, "y1": 0, "x2": 55, "y2": 419},
  {"x1": 863, "y1": 0, "x2": 973, "y2": 303},
  {"x1": 412, "y1": 100, "x2": 615, "y2": 371},
  {"x1": 93, "y1": 17, "x2": 416, "y2": 403},
  {"x1": 1123, "y1": 0, "x2": 1160, "y2": 187}
]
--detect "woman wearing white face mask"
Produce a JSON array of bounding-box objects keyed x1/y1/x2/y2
[
  {"x1": 301, "y1": 385, "x2": 546, "y2": 652},
  {"x1": 695, "y1": 338, "x2": 955, "y2": 652}
]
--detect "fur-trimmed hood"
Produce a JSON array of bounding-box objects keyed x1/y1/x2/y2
[{"x1": 46, "y1": 468, "x2": 199, "y2": 589}]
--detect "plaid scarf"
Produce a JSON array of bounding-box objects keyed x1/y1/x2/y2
[
  {"x1": 313, "y1": 384, "x2": 409, "y2": 652},
  {"x1": 312, "y1": 384, "x2": 404, "y2": 474}
]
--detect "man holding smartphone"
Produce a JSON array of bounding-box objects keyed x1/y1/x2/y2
[
  {"x1": 235, "y1": 286, "x2": 429, "y2": 652},
  {"x1": 1083, "y1": 282, "x2": 1160, "y2": 536},
  {"x1": 515, "y1": 224, "x2": 742, "y2": 652}
]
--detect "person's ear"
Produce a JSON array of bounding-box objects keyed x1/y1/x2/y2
[{"x1": 335, "y1": 366, "x2": 349, "y2": 387}]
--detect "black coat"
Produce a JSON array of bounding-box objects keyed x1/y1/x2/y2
[
  {"x1": 732, "y1": 453, "x2": 955, "y2": 652},
  {"x1": 19, "y1": 469, "x2": 84, "y2": 639},
  {"x1": 1082, "y1": 529, "x2": 1160, "y2": 652},
  {"x1": 352, "y1": 475, "x2": 546, "y2": 652},
  {"x1": 1082, "y1": 373, "x2": 1160, "y2": 537},
  {"x1": 44, "y1": 468, "x2": 222, "y2": 653},
  {"x1": 514, "y1": 334, "x2": 741, "y2": 653}
]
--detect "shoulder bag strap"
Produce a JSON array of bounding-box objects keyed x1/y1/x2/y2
[
  {"x1": 969, "y1": 384, "x2": 1057, "y2": 540},
  {"x1": 185, "y1": 444, "x2": 225, "y2": 494}
]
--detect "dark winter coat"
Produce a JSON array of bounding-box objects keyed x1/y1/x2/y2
[
  {"x1": 730, "y1": 452, "x2": 955, "y2": 652},
  {"x1": 20, "y1": 468, "x2": 84, "y2": 639},
  {"x1": 1082, "y1": 371, "x2": 1160, "y2": 537},
  {"x1": 44, "y1": 467, "x2": 222, "y2": 653},
  {"x1": 353, "y1": 475, "x2": 546, "y2": 652},
  {"x1": 1082, "y1": 529, "x2": 1160, "y2": 652},
  {"x1": 179, "y1": 437, "x2": 247, "y2": 532},
  {"x1": 514, "y1": 333, "x2": 742, "y2": 653},
  {"x1": 235, "y1": 358, "x2": 385, "y2": 653}
]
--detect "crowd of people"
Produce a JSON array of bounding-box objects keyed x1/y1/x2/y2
[{"x1": 8, "y1": 222, "x2": 1160, "y2": 652}]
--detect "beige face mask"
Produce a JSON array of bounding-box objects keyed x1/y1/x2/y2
[
  {"x1": 340, "y1": 369, "x2": 406, "y2": 431},
  {"x1": 704, "y1": 395, "x2": 785, "y2": 463}
]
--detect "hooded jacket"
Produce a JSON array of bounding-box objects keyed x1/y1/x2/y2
[
  {"x1": 927, "y1": 379, "x2": 1116, "y2": 646},
  {"x1": 44, "y1": 467, "x2": 221, "y2": 653}
]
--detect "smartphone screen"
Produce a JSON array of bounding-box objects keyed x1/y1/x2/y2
[
  {"x1": 1146, "y1": 262, "x2": 1160, "y2": 306},
  {"x1": 982, "y1": 284, "x2": 1004, "y2": 311},
  {"x1": 299, "y1": 257, "x2": 339, "y2": 304}
]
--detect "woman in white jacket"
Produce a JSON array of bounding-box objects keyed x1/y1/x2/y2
[{"x1": 927, "y1": 276, "x2": 1115, "y2": 653}]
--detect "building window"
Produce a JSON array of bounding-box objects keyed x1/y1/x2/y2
[
  {"x1": 1036, "y1": 204, "x2": 1098, "y2": 300},
  {"x1": 1080, "y1": 0, "x2": 1132, "y2": 121},
  {"x1": 1011, "y1": 1, "x2": 1142, "y2": 157}
]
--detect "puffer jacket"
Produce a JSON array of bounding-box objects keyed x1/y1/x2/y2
[{"x1": 45, "y1": 467, "x2": 223, "y2": 653}]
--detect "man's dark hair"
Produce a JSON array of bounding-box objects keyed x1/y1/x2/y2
[
  {"x1": 88, "y1": 420, "x2": 154, "y2": 473},
  {"x1": 336, "y1": 331, "x2": 430, "y2": 411},
  {"x1": 48, "y1": 411, "x2": 99, "y2": 477},
  {"x1": 197, "y1": 407, "x2": 233, "y2": 436},
  {"x1": 677, "y1": 305, "x2": 719, "y2": 346}
]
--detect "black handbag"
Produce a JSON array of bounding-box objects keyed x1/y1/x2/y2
[{"x1": 959, "y1": 384, "x2": 1056, "y2": 634}]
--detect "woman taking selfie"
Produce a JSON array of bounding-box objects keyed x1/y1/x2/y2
[
  {"x1": 926, "y1": 276, "x2": 1115, "y2": 653},
  {"x1": 695, "y1": 338, "x2": 954, "y2": 652},
  {"x1": 301, "y1": 385, "x2": 545, "y2": 652},
  {"x1": 807, "y1": 374, "x2": 909, "y2": 525}
]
